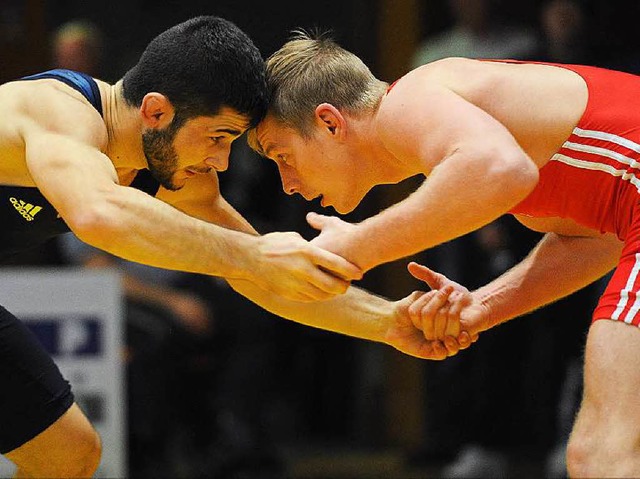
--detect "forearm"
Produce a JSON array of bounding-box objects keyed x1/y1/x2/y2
[
  {"x1": 474, "y1": 232, "x2": 621, "y2": 329},
  {"x1": 346, "y1": 152, "x2": 537, "y2": 270},
  {"x1": 227, "y1": 278, "x2": 391, "y2": 342},
  {"x1": 74, "y1": 185, "x2": 255, "y2": 280}
]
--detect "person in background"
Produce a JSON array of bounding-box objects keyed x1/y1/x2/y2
[
  {"x1": 537, "y1": 0, "x2": 590, "y2": 65},
  {"x1": 411, "y1": 0, "x2": 538, "y2": 68},
  {"x1": 52, "y1": 20, "x2": 104, "y2": 77}
]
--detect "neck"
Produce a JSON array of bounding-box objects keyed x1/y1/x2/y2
[
  {"x1": 101, "y1": 80, "x2": 148, "y2": 171},
  {"x1": 349, "y1": 112, "x2": 422, "y2": 187}
]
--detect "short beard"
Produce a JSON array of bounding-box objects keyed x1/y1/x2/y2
[{"x1": 142, "y1": 117, "x2": 184, "y2": 191}]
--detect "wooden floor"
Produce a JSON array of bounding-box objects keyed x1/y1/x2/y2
[{"x1": 282, "y1": 446, "x2": 547, "y2": 479}]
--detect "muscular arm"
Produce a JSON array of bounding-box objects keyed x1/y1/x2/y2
[
  {"x1": 228, "y1": 278, "x2": 392, "y2": 341},
  {"x1": 24, "y1": 131, "x2": 262, "y2": 278},
  {"x1": 406, "y1": 220, "x2": 621, "y2": 350},
  {"x1": 475, "y1": 229, "x2": 621, "y2": 330}
]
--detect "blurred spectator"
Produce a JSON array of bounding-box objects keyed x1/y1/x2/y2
[
  {"x1": 51, "y1": 20, "x2": 104, "y2": 76},
  {"x1": 411, "y1": 0, "x2": 538, "y2": 68},
  {"x1": 536, "y1": 0, "x2": 590, "y2": 64}
]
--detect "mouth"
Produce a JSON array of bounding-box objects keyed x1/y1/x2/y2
[{"x1": 185, "y1": 166, "x2": 212, "y2": 177}]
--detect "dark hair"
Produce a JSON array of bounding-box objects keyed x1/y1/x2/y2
[{"x1": 123, "y1": 16, "x2": 267, "y2": 126}]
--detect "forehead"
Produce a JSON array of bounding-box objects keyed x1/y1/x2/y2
[
  {"x1": 186, "y1": 107, "x2": 250, "y2": 133},
  {"x1": 255, "y1": 115, "x2": 303, "y2": 155}
]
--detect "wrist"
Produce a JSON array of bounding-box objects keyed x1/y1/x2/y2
[
  {"x1": 473, "y1": 290, "x2": 499, "y2": 332},
  {"x1": 217, "y1": 230, "x2": 257, "y2": 281},
  {"x1": 341, "y1": 226, "x2": 374, "y2": 272},
  {"x1": 377, "y1": 300, "x2": 398, "y2": 344}
]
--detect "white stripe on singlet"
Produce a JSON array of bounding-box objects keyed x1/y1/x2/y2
[
  {"x1": 551, "y1": 127, "x2": 640, "y2": 192},
  {"x1": 573, "y1": 127, "x2": 640, "y2": 154},
  {"x1": 553, "y1": 128, "x2": 640, "y2": 323},
  {"x1": 612, "y1": 253, "x2": 640, "y2": 323}
]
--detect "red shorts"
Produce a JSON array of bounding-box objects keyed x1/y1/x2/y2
[{"x1": 593, "y1": 199, "x2": 640, "y2": 325}]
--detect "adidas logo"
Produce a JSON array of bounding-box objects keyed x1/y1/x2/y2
[{"x1": 10, "y1": 197, "x2": 43, "y2": 222}]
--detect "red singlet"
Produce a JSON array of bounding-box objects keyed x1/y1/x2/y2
[{"x1": 507, "y1": 62, "x2": 640, "y2": 325}]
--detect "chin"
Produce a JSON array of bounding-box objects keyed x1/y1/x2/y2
[
  {"x1": 333, "y1": 200, "x2": 356, "y2": 215},
  {"x1": 164, "y1": 177, "x2": 186, "y2": 191}
]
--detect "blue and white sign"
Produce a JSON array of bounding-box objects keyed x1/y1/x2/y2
[{"x1": 0, "y1": 268, "x2": 126, "y2": 478}]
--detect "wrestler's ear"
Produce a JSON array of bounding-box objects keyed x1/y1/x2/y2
[
  {"x1": 315, "y1": 103, "x2": 346, "y2": 139},
  {"x1": 140, "y1": 93, "x2": 175, "y2": 128}
]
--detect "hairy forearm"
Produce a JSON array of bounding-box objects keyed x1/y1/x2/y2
[
  {"x1": 474, "y1": 232, "x2": 621, "y2": 329},
  {"x1": 227, "y1": 278, "x2": 391, "y2": 342}
]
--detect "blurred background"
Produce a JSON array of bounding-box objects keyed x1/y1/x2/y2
[{"x1": 1, "y1": 0, "x2": 638, "y2": 477}]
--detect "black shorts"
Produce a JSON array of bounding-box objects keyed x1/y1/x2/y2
[{"x1": 0, "y1": 305, "x2": 74, "y2": 454}]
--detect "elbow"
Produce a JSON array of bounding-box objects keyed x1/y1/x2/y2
[
  {"x1": 494, "y1": 153, "x2": 539, "y2": 203},
  {"x1": 515, "y1": 156, "x2": 539, "y2": 199},
  {"x1": 65, "y1": 198, "x2": 121, "y2": 248}
]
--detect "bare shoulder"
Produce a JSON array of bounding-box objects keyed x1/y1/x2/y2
[
  {"x1": 383, "y1": 58, "x2": 582, "y2": 106},
  {"x1": 385, "y1": 58, "x2": 487, "y2": 95},
  {"x1": 377, "y1": 58, "x2": 587, "y2": 167},
  {"x1": 376, "y1": 58, "x2": 484, "y2": 127},
  {"x1": 0, "y1": 78, "x2": 107, "y2": 150},
  {"x1": 375, "y1": 58, "x2": 507, "y2": 167}
]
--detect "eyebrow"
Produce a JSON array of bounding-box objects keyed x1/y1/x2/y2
[{"x1": 214, "y1": 127, "x2": 244, "y2": 136}]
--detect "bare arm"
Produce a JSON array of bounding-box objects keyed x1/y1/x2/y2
[
  {"x1": 228, "y1": 277, "x2": 388, "y2": 339},
  {"x1": 474, "y1": 230, "x2": 621, "y2": 330},
  {"x1": 193, "y1": 187, "x2": 387, "y2": 339},
  {"x1": 408, "y1": 228, "x2": 622, "y2": 342}
]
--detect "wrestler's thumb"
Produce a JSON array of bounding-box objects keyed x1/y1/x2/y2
[
  {"x1": 306, "y1": 212, "x2": 327, "y2": 231},
  {"x1": 408, "y1": 262, "x2": 441, "y2": 290}
]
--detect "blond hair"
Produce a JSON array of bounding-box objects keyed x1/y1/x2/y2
[{"x1": 247, "y1": 30, "x2": 387, "y2": 154}]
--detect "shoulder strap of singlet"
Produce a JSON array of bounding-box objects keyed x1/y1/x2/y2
[
  {"x1": 20, "y1": 69, "x2": 103, "y2": 116},
  {"x1": 129, "y1": 169, "x2": 161, "y2": 197},
  {"x1": 386, "y1": 79, "x2": 400, "y2": 94}
]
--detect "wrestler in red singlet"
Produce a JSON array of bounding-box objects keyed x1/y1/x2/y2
[{"x1": 507, "y1": 63, "x2": 640, "y2": 326}]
